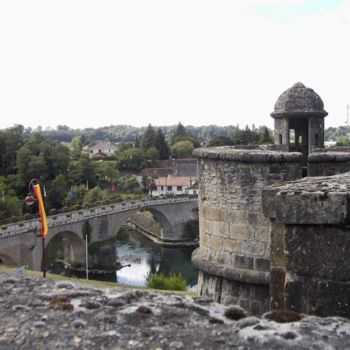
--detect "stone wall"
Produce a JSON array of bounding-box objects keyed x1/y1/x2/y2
[
  {"x1": 308, "y1": 152, "x2": 350, "y2": 176},
  {"x1": 262, "y1": 172, "x2": 350, "y2": 317},
  {"x1": 192, "y1": 147, "x2": 303, "y2": 313}
]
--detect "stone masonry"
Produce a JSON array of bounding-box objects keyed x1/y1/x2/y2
[
  {"x1": 262, "y1": 172, "x2": 350, "y2": 317},
  {"x1": 192, "y1": 147, "x2": 303, "y2": 313}
]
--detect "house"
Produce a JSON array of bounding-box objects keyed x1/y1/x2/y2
[
  {"x1": 150, "y1": 176, "x2": 198, "y2": 197},
  {"x1": 88, "y1": 141, "x2": 122, "y2": 158}
]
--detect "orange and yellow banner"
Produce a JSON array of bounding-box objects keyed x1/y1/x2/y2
[{"x1": 33, "y1": 184, "x2": 48, "y2": 238}]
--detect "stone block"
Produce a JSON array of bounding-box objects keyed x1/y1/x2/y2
[
  {"x1": 284, "y1": 225, "x2": 350, "y2": 281},
  {"x1": 204, "y1": 220, "x2": 213, "y2": 234},
  {"x1": 253, "y1": 224, "x2": 270, "y2": 242},
  {"x1": 285, "y1": 274, "x2": 350, "y2": 317},
  {"x1": 275, "y1": 191, "x2": 348, "y2": 225},
  {"x1": 208, "y1": 235, "x2": 223, "y2": 251},
  {"x1": 212, "y1": 221, "x2": 230, "y2": 238},
  {"x1": 242, "y1": 240, "x2": 265, "y2": 257},
  {"x1": 255, "y1": 258, "x2": 270, "y2": 272},
  {"x1": 229, "y1": 224, "x2": 253, "y2": 240},
  {"x1": 234, "y1": 254, "x2": 254, "y2": 270},
  {"x1": 207, "y1": 207, "x2": 222, "y2": 221},
  {"x1": 222, "y1": 238, "x2": 242, "y2": 254}
]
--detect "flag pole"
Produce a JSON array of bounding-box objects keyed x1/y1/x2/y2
[{"x1": 26, "y1": 179, "x2": 48, "y2": 278}]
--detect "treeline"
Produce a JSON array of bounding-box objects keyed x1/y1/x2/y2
[{"x1": 28, "y1": 123, "x2": 272, "y2": 145}]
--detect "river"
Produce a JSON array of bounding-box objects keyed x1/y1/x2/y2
[{"x1": 47, "y1": 227, "x2": 199, "y2": 290}]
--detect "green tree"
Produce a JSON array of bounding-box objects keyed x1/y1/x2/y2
[
  {"x1": 170, "y1": 140, "x2": 194, "y2": 159},
  {"x1": 83, "y1": 186, "x2": 108, "y2": 206},
  {"x1": 68, "y1": 155, "x2": 97, "y2": 188},
  {"x1": 116, "y1": 148, "x2": 149, "y2": 171},
  {"x1": 70, "y1": 136, "x2": 83, "y2": 159},
  {"x1": 0, "y1": 125, "x2": 25, "y2": 176},
  {"x1": 154, "y1": 128, "x2": 170, "y2": 160},
  {"x1": 46, "y1": 174, "x2": 68, "y2": 209},
  {"x1": 231, "y1": 127, "x2": 260, "y2": 145},
  {"x1": 82, "y1": 219, "x2": 92, "y2": 243},
  {"x1": 173, "y1": 135, "x2": 201, "y2": 148},
  {"x1": 0, "y1": 176, "x2": 22, "y2": 220},
  {"x1": 259, "y1": 127, "x2": 274, "y2": 144},
  {"x1": 141, "y1": 124, "x2": 156, "y2": 150},
  {"x1": 95, "y1": 161, "x2": 119, "y2": 189},
  {"x1": 145, "y1": 147, "x2": 160, "y2": 162},
  {"x1": 208, "y1": 136, "x2": 234, "y2": 147},
  {"x1": 173, "y1": 122, "x2": 188, "y2": 142},
  {"x1": 15, "y1": 134, "x2": 70, "y2": 194}
]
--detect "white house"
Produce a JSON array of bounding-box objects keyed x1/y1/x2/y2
[
  {"x1": 88, "y1": 141, "x2": 122, "y2": 158},
  {"x1": 150, "y1": 176, "x2": 198, "y2": 197}
]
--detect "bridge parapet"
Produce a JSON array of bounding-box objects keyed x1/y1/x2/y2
[{"x1": 0, "y1": 198, "x2": 197, "y2": 239}]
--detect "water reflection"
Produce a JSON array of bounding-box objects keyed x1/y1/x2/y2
[
  {"x1": 47, "y1": 227, "x2": 199, "y2": 290},
  {"x1": 115, "y1": 228, "x2": 198, "y2": 289}
]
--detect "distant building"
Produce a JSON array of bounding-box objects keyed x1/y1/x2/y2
[
  {"x1": 150, "y1": 176, "x2": 198, "y2": 197},
  {"x1": 87, "y1": 141, "x2": 123, "y2": 159}
]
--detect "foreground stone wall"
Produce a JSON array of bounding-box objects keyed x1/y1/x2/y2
[
  {"x1": 192, "y1": 147, "x2": 303, "y2": 313},
  {"x1": 2, "y1": 273, "x2": 350, "y2": 349},
  {"x1": 262, "y1": 172, "x2": 350, "y2": 317}
]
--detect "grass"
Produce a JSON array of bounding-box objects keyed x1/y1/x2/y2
[
  {"x1": 146, "y1": 272, "x2": 188, "y2": 291},
  {"x1": 0, "y1": 265, "x2": 195, "y2": 296}
]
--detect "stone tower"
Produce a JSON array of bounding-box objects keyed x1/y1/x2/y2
[{"x1": 271, "y1": 82, "x2": 328, "y2": 158}]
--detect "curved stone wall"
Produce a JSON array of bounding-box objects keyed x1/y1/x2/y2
[
  {"x1": 308, "y1": 152, "x2": 350, "y2": 176},
  {"x1": 192, "y1": 147, "x2": 303, "y2": 313}
]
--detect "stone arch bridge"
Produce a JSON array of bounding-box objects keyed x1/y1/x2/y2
[{"x1": 0, "y1": 198, "x2": 198, "y2": 271}]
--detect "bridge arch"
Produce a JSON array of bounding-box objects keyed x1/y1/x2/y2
[
  {"x1": 0, "y1": 253, "x2": 17, "y2": 266},
  {"x1": 46, "y1": 230, "x2": 85, "y2": 266}
]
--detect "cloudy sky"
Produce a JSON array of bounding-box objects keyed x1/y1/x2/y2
[{"x1": 0, "y1": 0, "x2": 349, "y2": 130}]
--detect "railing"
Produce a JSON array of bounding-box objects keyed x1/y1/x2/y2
[{"x1": 0, "y1": 197, "x2": 198, "y2": 240}]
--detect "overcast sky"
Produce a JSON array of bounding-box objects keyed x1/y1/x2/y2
[{"x1": 0, "y1": 0, "x2": 349, "y2": 130}]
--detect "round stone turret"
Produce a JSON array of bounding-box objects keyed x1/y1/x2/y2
[
  {"x1": 271, "y1": 82, "x2": 328, "y2": 118},
  {"x1": 271, "y1": 82, "x2": 328, "y2": 159}
]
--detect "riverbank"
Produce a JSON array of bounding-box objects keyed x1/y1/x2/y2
[
  {"x1": 1, "y1": 272, "x2": 350, "y2": 349},
  {"x1": 0, "y1": 265, "x2": 196, "y2": 297}
]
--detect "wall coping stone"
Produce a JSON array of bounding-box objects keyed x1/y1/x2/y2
[
  {"x1": 193, "y1": 147, "x2": 303, "y2": 163},
  {"x1": 192, "y1": 249, "x2": 270, "y2": 285},
  {"x1": 308, "y1": 152, "x2": 350, "y2": 163},
  {"x1": 262, "y1": 171, "x2": 350, "y2": 224}
]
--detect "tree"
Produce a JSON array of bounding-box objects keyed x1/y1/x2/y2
[
  {"x1": 95, "y1": 161, "x2": 119, "y2": 189},
  {"x1": 0, "y1": 125, "x2": 25, "y2": 176},
  {"x1": 70, "y1": 136, "x2": 83, "y2": 160},
  {"x1": 46, "y1": 174, "x2": 68, "y2": 209},
  {"x1": 259, "y1": 127, "x2": 274, "y2": 144},
  {"x1": 15, "y1": 134, "x2": 70, "y2": 194},
  {"x1": 154, "y1": 129, "x2": 170, "y2": 160},
  {"x1": 173, "y1": 122, "x2": 188, "y2": 141},
  {"x1": 231, "y1": 127, "x2": 260, "y2": 145},
  {"x1": 141, "y1": 124, "x2": 156, "y2": 150},
  {"x1": 0, "y1": 176, "x2": 22, "y2": 220},
  {"x1": 82, "y1": 219, "x2": 92, "y2": 243},
  {"x1": 116, "y1": 148, "x2": 149, "y2": 171},
  {"x1": 208, "y1": 136, "x2": 234, "y2": 147},
  {"x1": 173, "y1": 135, "x2": 201, "y2": 148},
  {"x1": 83, "y1": 186, "x2": 108, "y2": 207},
  {"x1": 68, "y1": 155, "x2": 97, "y2": 188},
  {"x1": 170, "y1": 141, "x2": 194, "y2": 159},
  {"x1": 146, "y1": 147, "x2": 160, "y2": 162}
]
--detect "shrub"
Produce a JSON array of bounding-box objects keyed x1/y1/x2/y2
[
  {"x1": 50, "y1": 209, "x2": 57, "y2": 215},
  {"x1": 24, "y1": 213, "x2": 31, "y2": 220},
  {"x1": 146, "y1": 273, "x2": 187, "y2": 291},
  {"x1": 1, "y1": 225, "x2": 7, "y2": 230}
]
